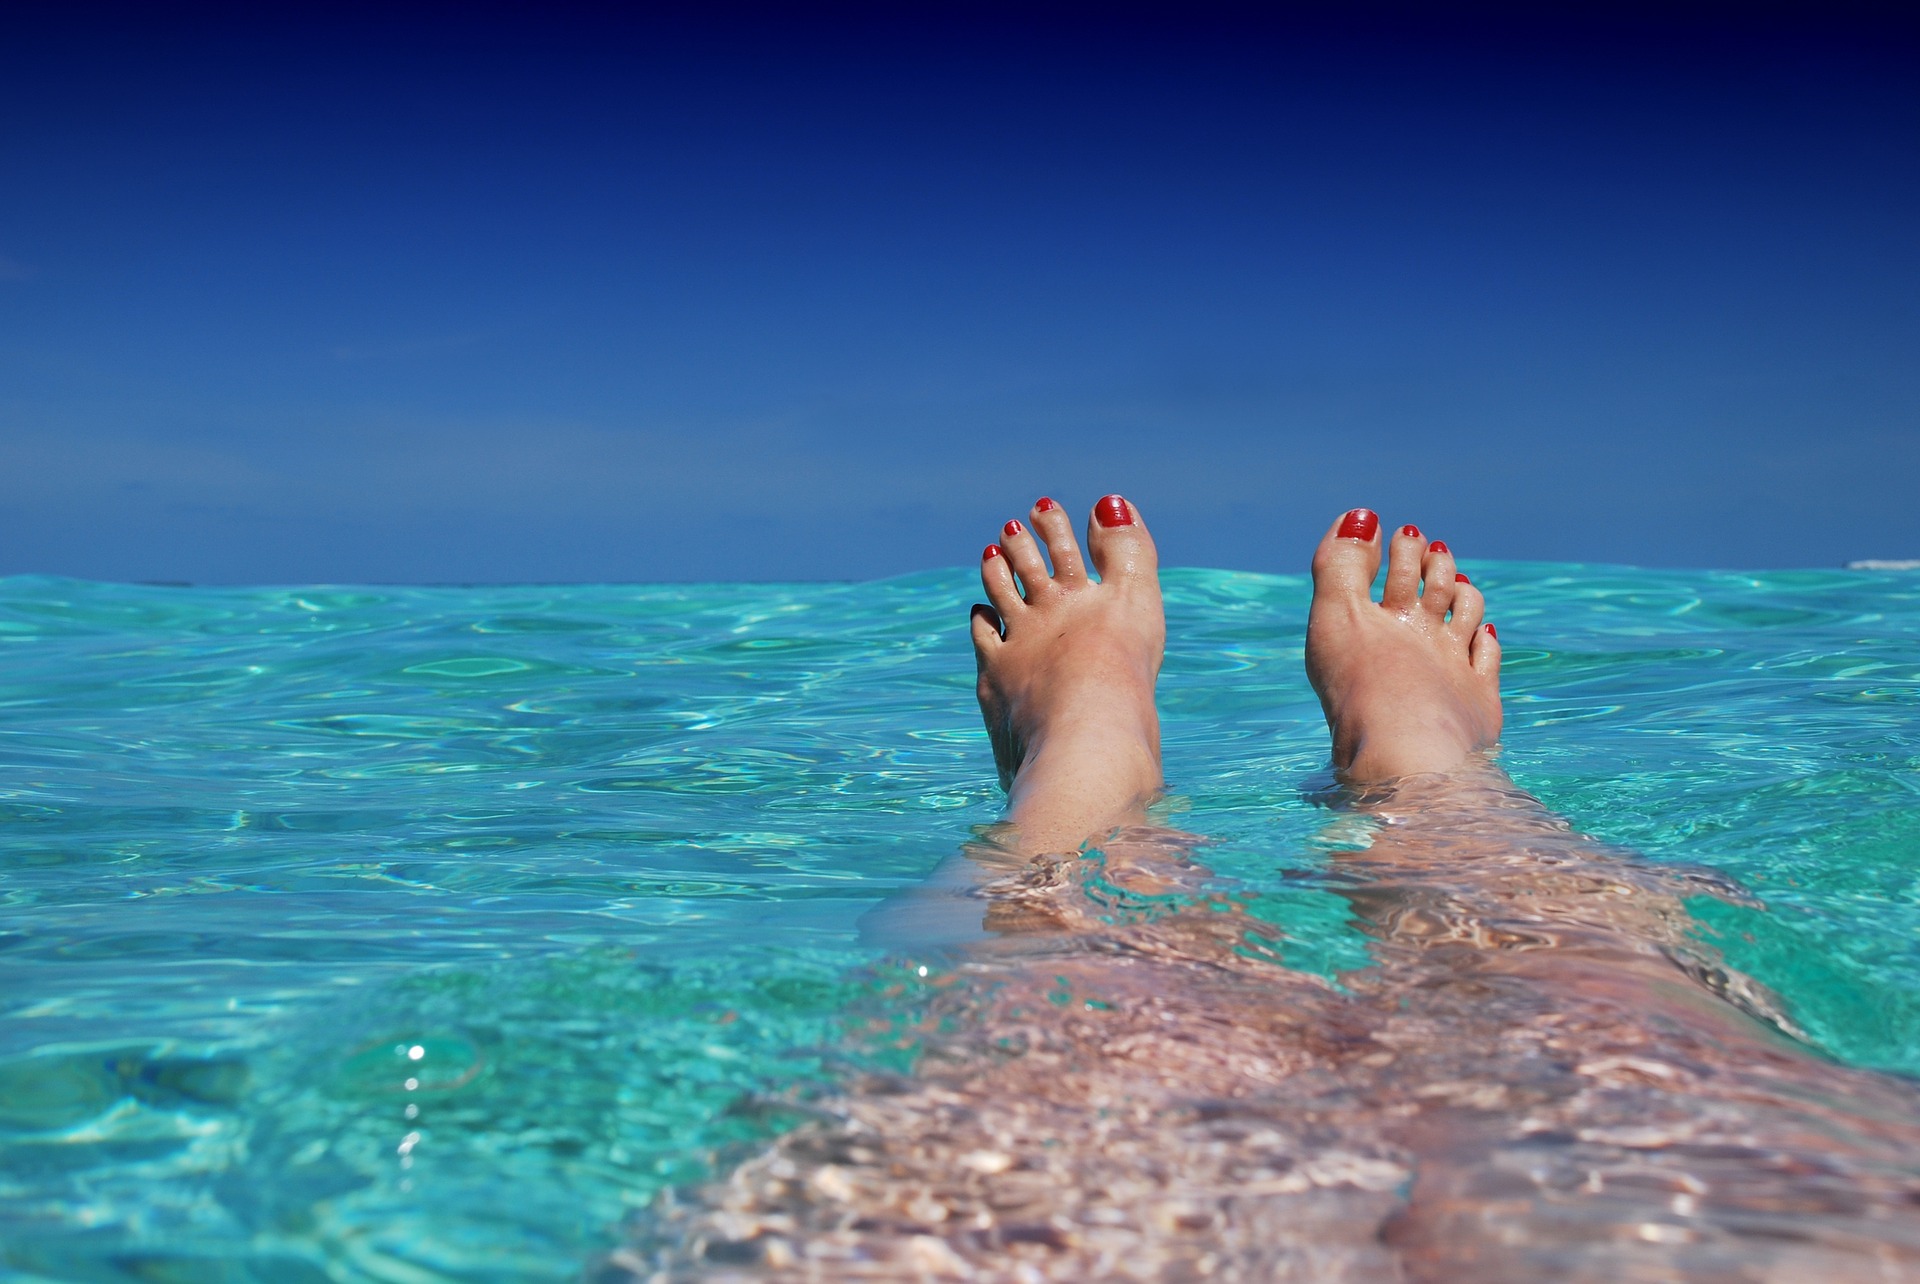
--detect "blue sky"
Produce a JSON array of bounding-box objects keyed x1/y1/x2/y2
[{"x1": 2, "y1": 3, "x2": 1915, "y2": 583}]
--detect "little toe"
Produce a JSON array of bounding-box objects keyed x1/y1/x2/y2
[
  {"x1": 970, "y1": 603, "x2": 1004, "y2": 656},
  {"x1": 1381, "y1": 523, "x2": 1427, "y2": 611},
  {"x1": 1420, "y1": 540, "x2": 1458, "y2": 619},
  {"x1": 980, "y1": 543, "x2": 1024, "y2": 619},
  {"x1": 998, "y1": 518, "x2": 1052, "y2": 600},
  {"x1": 1469, "y1": 621, "x2": 1502, "y2": 679},
  {"x1": 1447, "y1": 574, "x2": 1484, "y2": 641},
  {"x1": 1310, "y1": 508, "x2": 1383, "y2": 603},
  {"x1": 1030, "y1": 496, "x2": 1086, "y2": 585},
  {"x1": 1086, "y1": 494, "x2": 1158, "y2": 586}
]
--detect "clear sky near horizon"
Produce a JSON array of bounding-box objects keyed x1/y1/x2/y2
[{"x1": 2, "y1": 2, "x2": 1915, "y2": 584}]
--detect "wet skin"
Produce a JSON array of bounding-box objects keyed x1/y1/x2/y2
[{"x1": 970, "y1": 494, "x2": 1164, "y2": 859}]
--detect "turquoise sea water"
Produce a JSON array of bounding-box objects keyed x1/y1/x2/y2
[{"x1": 1, "y1": 565, "x2": 1917, "y2": 1281}]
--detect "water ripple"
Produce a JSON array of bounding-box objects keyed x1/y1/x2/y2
[{"x1": 0, "y1": 566, "x2": 1916, "y2": 1278}]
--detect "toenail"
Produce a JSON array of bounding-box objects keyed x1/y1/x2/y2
[
  {"x1": 1035, "y1": 497, "x2": 1058, "y2": 512},
  {"x1": 984, "y1": 544, "x2": 1002, "y2": 560},
  {"x1": 1337, "y1": 509, "x2": 1378, "y2": 541},
  {"x1": 1095, "y1": 495, "x2": 1133, "y2": 527},
  {"x1": 1484, "y1": 623, "x2": 1497, "y2": 639},
  {"x1": 1004, "y1": 519, "x2": 1023, "y2": 537},
  {"x1": 1399, "y1": 524, "x2": 1421, "y2": 539},
  {"x1": 1455, "y1": 573, "x2": 1471, "y2": 584},
  {"x1": 1429, "y1": 540, "x2": 1450, "y2": 555}
]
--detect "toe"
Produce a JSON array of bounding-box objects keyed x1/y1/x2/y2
[
  {"x1": 970, "y1": 602, "x2": 1003, "y2": 655},
  {"x1": 1447, "y1": 574, "x2": 1484, "y2": 641},
  {"x1": 998, "y1": 518, "x2": 1052, "y2": 599},
  {"x1": 1381, "y1": 523, "x2": 1427, "y2": 611},
  {"x1": 1419, "y1": 540, "x2": 1457, "y2": 619},
  {"x1": 1469, "y1": 620, "x2": 1502, "y2": 679},
  {"x1": 1310, "y1": 508, "x2": 1382, "y2": 603},
  {"x1": 1086, "y1": 494, "x2": 1158, "y2": 586},
  {"x1": 980, "y1": 543, "x2": 1023, "y2": 619},
  {"x1": 1030, "y1": 496, "x2": 1086, "y2": 585}
]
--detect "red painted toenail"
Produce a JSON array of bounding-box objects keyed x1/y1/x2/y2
[
  {"x1": 1095, "y1": 495, "x2": 1133, "y2": 527},
  {"x1": 1399, "y1": 524, "x2": 1421, "y2": 539},
  {"x1": 1003, "y1": 519, "x2": 1023, "y2": 537},
  {"x1": 1337, "y1": 509, "x2": 1378, "y2": 541},
  {"x1": 1035, "y1": 497, "x2": 1058, "y2": 512},
  {"x1": 1455, "y1": 573, "x2": 1471, "y2": 584},
  {"x1": 983, "y1": 544, "x2": 1002, "y2": 559},
  {"x1": 1429, "y1": 540, "x2": 1450, "y2": 555},
  {"x1": 1484, "y1": 623, "x2": 1497, "y2": 639}
]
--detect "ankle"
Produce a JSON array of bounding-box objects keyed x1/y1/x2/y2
[
  {"x1": 1004, "y1": 723, "x2": 1162, "y2": 854},
  {"x1": 1022, "y1": 702, "x2": 1159, "y2": 772}
]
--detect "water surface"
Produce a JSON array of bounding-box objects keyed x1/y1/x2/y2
[{"x1": 1, "y1": 566, "x2": 1916, "y2": 1279}]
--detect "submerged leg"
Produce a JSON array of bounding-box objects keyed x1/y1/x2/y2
[
  {"x1": 1302, "y1": 506, "x2": 1772, "y2": 1001},
  {"x1": 1303, "y1": 508, "x2": 1920, "y2": 1279}
]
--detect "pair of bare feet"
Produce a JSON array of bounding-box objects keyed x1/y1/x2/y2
[{"x1": 972, "y1": 495, "x2": 1503, "y2": 855}]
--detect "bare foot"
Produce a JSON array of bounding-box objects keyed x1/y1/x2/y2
[
  {"x1": 971, "y1": 494, "x2": 1165, "y2": 856},
  {"x1": 1305, "y1": 509, "x2": 1502, "y2": 781}
]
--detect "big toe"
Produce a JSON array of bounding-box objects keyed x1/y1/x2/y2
[
  {"x1": 1086, "y1": 494, "x2": 1158, "y2": 586},
  {"x1": 1311, "y1": 508, "x2": 1383, "y2": 604}
]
